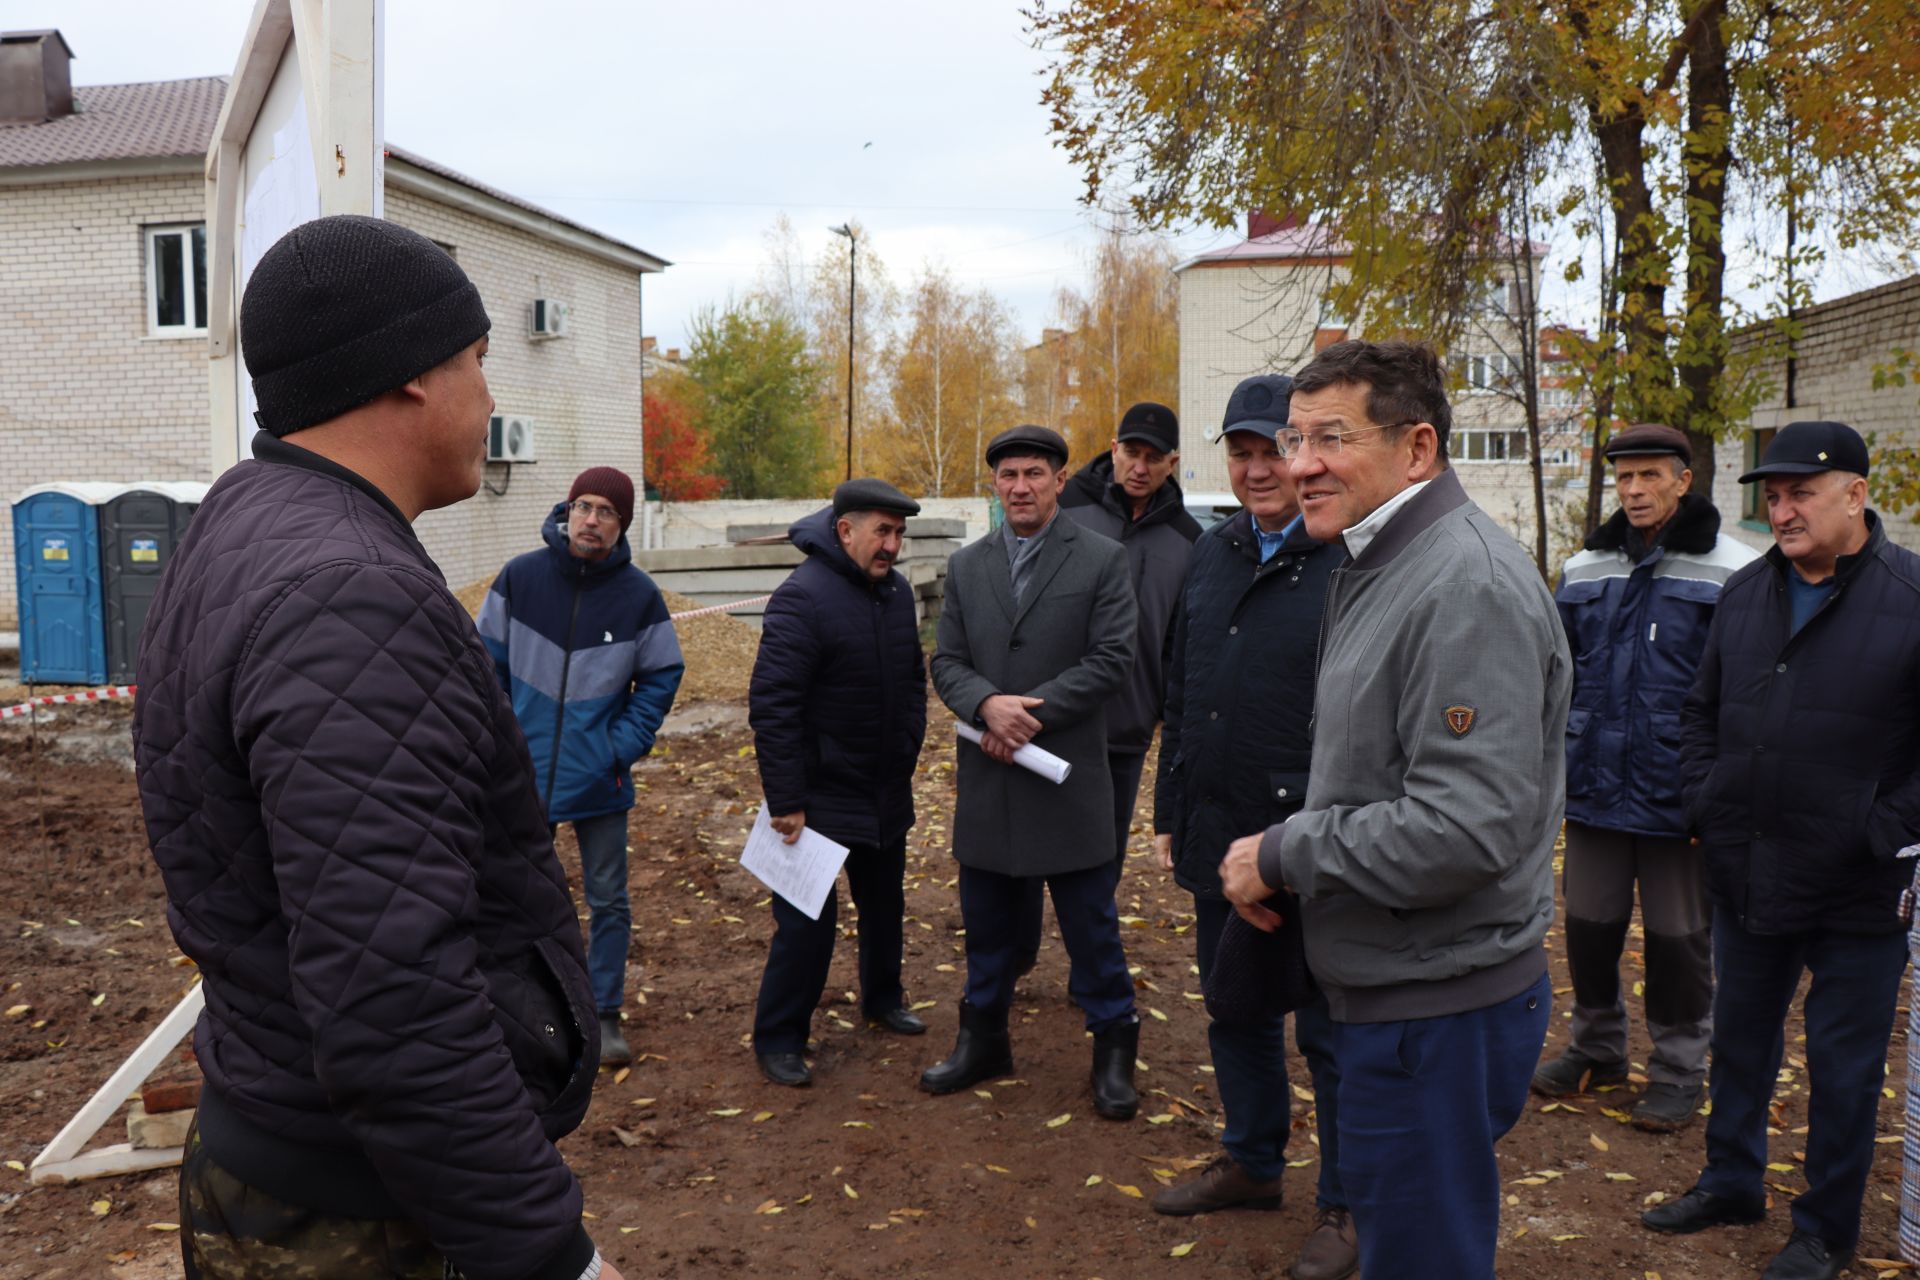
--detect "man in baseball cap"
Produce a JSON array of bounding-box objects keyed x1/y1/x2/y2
[{"x1": 1647, "y1": 419, "x2": 1920, "y2": 1280}]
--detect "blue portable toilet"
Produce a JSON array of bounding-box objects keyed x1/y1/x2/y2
[{"x1": 12, "y1": 482, "x2": 119, "y2": 685}]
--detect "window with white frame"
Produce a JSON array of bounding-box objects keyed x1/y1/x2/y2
[
  {"x1": 146, "y1": 224, "x2": 208, "y2": 335},
  {"x1": 1452, "y1": 427, "x2": 1529, "y2": 463}
]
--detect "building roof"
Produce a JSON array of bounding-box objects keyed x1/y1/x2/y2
[
  {"x1": 0, "y1": 74, "x2": 666, "y2": 269},
  {"x1": 1176, "y1": 219, "x2": 1546, "y2": 273},
  {"x1": 0, "y1": 76, "x2": 224, "y2": 167}
]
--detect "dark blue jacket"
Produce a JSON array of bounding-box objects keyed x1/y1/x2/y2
[
  {"x1": 1154, "y1": 510, "x2": 1340, "y2": 898},
  {"x1": 1556, "y1": 496, "x2": 1757, "y2": 837},
  {"x1": 1681, "y1": 512, "x2": 1920, "y2": 934},
  {"x1": 133, "y1": 436, "x2": 598, "y2": 1280},
  {"x1": 479, "y1": 504, "x2": 684, "y2": 824},
  {"x1": 748, "y1": 508, "x2": 927, "y2": 848}
]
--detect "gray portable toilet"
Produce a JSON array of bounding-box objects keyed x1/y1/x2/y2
[{"x1": 100, "y1": 482, "x2": 206, "y2": 683}]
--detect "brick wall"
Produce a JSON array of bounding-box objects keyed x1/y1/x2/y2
[
  {"x1": 1712, "y1": 274, "x2": 1920, "y2": 556},
  {"x1": 0, "y1": 171, "x2": 644, "y2": 626}
]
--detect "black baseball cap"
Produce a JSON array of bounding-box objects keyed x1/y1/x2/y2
[
  {"x1": 1218, "y1": 374, "x2": 1294, "y2": 441},
  {"x1": 1115, "y1": 402, "x2": 1179, "y2": 453},
  {"x1": 1736, "y1": 420, "x2": 1870, "y2": 483}
]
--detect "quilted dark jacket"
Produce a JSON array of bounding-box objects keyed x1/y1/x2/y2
[
  {"x1": 133, "y1": 436, "x2": 598, "y2": 1280},
  {"x1": 748, "y1": 507, "x2": 927, "y2": 847},
  {"x1": 1681, "y1": 512, "x2": 1920, "y2": 935}
]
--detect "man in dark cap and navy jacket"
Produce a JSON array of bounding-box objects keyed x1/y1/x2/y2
[
  {"x1": 1644, "y1": 421, "x2": 1920, "y2": 1280},
  {"x1": 134, "y1": 216, "x2": 620, "y2": 1280},
  {"x1": 746, "y1": 478, "x2": 931, "y2": 1087}
]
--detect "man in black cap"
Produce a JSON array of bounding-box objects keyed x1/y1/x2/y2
[
  {"x1": 1534, "y1": 424, "x2": 1756, "y2": 1131},
  {"x1": 1644, "y1": 421, "x2": 1920, "y2": 1280},
  {"x1": 1058, "y1": 400, "x2": 1201, "y2": 882},
  {"x1": 746, "y1": 478, "x2": 930, "y2": 1087},
  {"x1": 923, "y1": 425, "x2": 1143, "y2": 1118},
  {"x1": 1148, "y1": 374, "x2": 1356, "y2": 1279},
  {"x1": 134, "y1": 216, "x2": 619, "y2": 1280}
]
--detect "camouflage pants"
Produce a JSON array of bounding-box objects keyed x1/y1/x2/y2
[{"x1": 179, "y1": 1122, "x2": 454, "y2": 1279}]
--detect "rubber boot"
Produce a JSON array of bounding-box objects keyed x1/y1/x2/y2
[
  {"x1": 919, "y1": 1000, "x2": 1012, "y2": 1095},
  {"x1": 598, "y1": 1013, "x2": 633, "y2": 1070},
  {"x1": 1091, "y1": 1017, "x2": 1139, "y2": 1120}
]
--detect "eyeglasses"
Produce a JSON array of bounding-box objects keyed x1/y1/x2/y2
[
  {"x1": 569, "y1": 500, "x2": 621, "y2": 523},
  {"x1": 1273, "y1": 421, "x2": 1418, "y2": 459}
]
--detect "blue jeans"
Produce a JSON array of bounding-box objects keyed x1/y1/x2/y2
[
  {"x1": 566, "y1": 811, "x2": 631, "y2": 1014},
  {"x1": 1697, "y1": 905, "x2": 1908, "y2": 1252},
  {"x1": 959, "y1": 862, "x2": 1135, "y2": 1033},
  {"x1": 1193, "y1": 895, "x2": 1344, "y2": 1203},
  {"x1": 1335, "y1": 973, "x2": 1551, "y2": 1279}
]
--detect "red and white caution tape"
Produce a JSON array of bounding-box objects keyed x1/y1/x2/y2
[
  {"x1": 0, "y1": 684, "x2": 137, "y2": 720},
  {"x1": 668, "y1": 595, "x2": 772, "y2": 622}
]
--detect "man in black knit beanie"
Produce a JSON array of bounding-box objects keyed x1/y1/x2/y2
[{"x1": 135, "y1": 215, "x2": 624, "y2": 1280}]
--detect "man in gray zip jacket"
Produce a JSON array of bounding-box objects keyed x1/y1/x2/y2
[{"x1": 1219, "y1": 339, "x2": 1570, "y2": 1280}]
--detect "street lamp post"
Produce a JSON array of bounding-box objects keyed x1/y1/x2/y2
[{"x1": 830, "y1": 223, "x2": 856, "y2": 482}]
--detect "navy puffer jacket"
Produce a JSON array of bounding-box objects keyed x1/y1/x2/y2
[
  {"x1": 1681, "y1": 512, "x2": 1920, "y2": 935},
  {"x1": 133, "y1": 436, "x2": 597, "y2": 1280},
  {"x1": 1155, "y1": 511, "x2": 1340, "y2": 897},
  {"x1": 748, "y1": 507, "x2": 928, "y2": 848}
]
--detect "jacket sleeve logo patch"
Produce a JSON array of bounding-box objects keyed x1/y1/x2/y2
[{"x1": 1444, "y1": 705, "x2": 1477, "y2": 738}]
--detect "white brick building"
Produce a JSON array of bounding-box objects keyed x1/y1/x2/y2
[
  {"x1": 1174, "y1": 213, "x2": 1584, "y2": 551},
  {"x1": 1712, "y1": 273, "x2": 1920, "y2": 556},
  {"x1": 0, "y1": 31, "x2": 666, "y2": 627}
]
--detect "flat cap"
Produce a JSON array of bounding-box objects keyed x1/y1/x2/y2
[
  {"x1": 1116, "y1": 401, "x2": 1179, "y2": 453},
  {"x1": 832, "y1": 477, "x2": 922, "y2": 519},
  {"x1": 1219, "y1": 374, "x2": 1294, "y2": 441},
  {"x1": 986, "y1": 424, "x2": 1069, "y2": 468},
  {"x1": 1604, "y1": 423, "x2": 1692, "y2": 465},
  {"x1": 1737, "y1": 420, "x2": 1870, "y2": 483}
]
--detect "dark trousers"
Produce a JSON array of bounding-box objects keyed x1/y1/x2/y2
[
  {"x1": 1193, "y1": 895, "x2": 1344, "y2": 1201},
  {"x1": 1335, "y1": 973, "x2": 1551, "y2": 1279},
  {"x1": 751, "y1": 838, "x2": 906, "y2": 1055},
  {"x1": 556, "y1": 811, "x2": 630, "y2": 1014},
  {"x1": 1696, "y1": 905, "x2": 1908, "y2": 1252},
  {"x1": 1562, "y1": 820, "x2": 1713, "y2": 1086},
  {"x1": 1011, "y1": 750, "x2": 1146, "y2": 965},
  {"x1": 960, "y1": 861, "x2": 1135, "y2": 1033}
]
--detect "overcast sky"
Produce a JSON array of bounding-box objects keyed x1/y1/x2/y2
[{"x1": 23, "y1": 1, "x2": 1898, "y2": 354}]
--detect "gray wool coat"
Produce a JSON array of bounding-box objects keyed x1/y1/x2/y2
[{"x1": 932, "y1": 515, "x2": 1137, "y2": 876}]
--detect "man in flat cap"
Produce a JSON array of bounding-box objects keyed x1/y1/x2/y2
[
  {"x1": 481, "y1": 466, "x2": 685, "y2": 1069},
  {"x1": 923, "y1": 425, "x2": 1143, "y2": 1118},
  {"x1": 746, "y1": 479, "x2": 931, "y2": 1087},
  {"x1": 134, "y1": 216, "x2": 620, "y2": 1280},
  {"x1": 1645, "y1": 422, "x2": 1920, "y2": 1280},
  {"x1": 1534, "y1": 424, "x2": 1756, "y2": 1131}
]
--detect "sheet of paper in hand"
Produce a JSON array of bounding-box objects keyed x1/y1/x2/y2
[{"x1": 739, "y1": 805, "x2": 851, "y2": 921}]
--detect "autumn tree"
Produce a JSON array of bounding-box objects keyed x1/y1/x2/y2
[
  {"x1": 1044, "y1": 226, "x2": 1180, "y2": 464},
  {"x1": 683, "y1": 299, "x2": 833, "y2": 499},
  {"x1": 641, "y1": 376, "x2": 723, "y2": 501},
  {"x1": 871, "y1": 266, "x2": 1024, "y2": 497},
  {"x1": 1028, "y1": 0, "x2": 1920, "y2": 497}
]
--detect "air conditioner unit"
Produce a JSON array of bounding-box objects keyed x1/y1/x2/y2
[
  {"x1": 488, "y1": 414, "x2": 537, "y2": 463},
  {"x1": 529, "y1": 298, "x2": 569, "y2": 339}
]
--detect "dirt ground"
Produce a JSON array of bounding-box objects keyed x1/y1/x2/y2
[{"x1": 1, "y1": 694, "x2": 1914, "y2": 1279}]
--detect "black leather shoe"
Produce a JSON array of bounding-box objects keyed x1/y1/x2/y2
[
  {"x1": 1091, "y1": 1017, "x2": 1139, "y2": 1120},
  {"x1": 598, "y1": 1013, "x2": 633, "y2": 1069},
  {"x1": 871, "y1": 1006, "x2": 927, "y2": 1036},
  {"x1": 756, "y1": 1051, "x2": 811, "y2": 1087},
  {"x1": 1641, "y1": 1186, "x2": 1765, "y2": 1235},
  {"x1": 1531, "y1": 1048, "x2": 1628, "y2": 1097},
  {"x1": 1761, "y1": 1230, "x2": 1851, "y2": 1280},
  {"x1": 919, "y1": 1001, "x2": 1012, "y2": 1095}
]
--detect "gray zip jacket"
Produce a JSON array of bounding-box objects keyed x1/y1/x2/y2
[{"x1": 1258, "y1": 469, "x2": 1571, "y2": 1022}]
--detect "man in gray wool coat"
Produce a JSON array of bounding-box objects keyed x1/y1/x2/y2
[{"x1": 920, "y1": 424, "x2": 1143, "y2": 1120}]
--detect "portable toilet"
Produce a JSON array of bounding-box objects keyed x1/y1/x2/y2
[
  {"x1": 100, "y1": 482, "x2": 207, "y2": 683},
  {"x1": 12, "y1": 482, "x2": 121, "y2": 685}
]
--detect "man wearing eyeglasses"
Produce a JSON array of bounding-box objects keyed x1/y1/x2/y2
[
  {"x1": 480, "y1": 467, "x2": 685, "y2": 1069},
  {"x1": 1216, "y1": 340, "x2": 1571, "y2": 1279}
]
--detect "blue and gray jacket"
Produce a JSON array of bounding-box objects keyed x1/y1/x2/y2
[
  {"x1": 479, "y1": 503, "x2": 684, "y2": 823},
  {"x1": 1556, "y1": 494, "x2": 1756, "y2": 838}
]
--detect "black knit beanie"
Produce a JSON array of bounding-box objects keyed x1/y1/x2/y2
[{"x1": 241, "y1": 215, "x2": 492, "y2": 437}]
